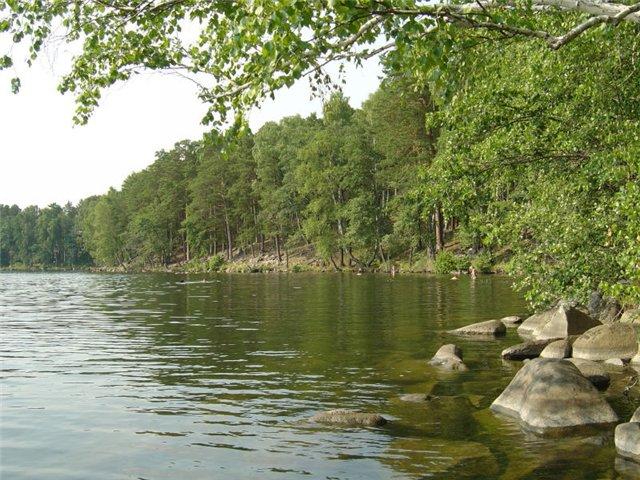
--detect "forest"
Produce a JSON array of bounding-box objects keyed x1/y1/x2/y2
[{"x1": 1, "y1": 1, "x2": 639, "y2": 308}]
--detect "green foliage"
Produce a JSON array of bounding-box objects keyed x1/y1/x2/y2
[
  {"x1": 420, "y1": 25, "x2": 640, "y2": 307},
  {"x1": 471, "y1": 252, "x2": 494, "y2": 274},
  {"x1": 207, "y1": 254, "x2": 226, "y2": 272},
  {"x1": 434, "y1": 251, "x2": 459, "y2": 275}
]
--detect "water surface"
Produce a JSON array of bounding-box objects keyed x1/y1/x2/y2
[{"x1": 1, "y1": 273, "x2": 636, "y2": 479}]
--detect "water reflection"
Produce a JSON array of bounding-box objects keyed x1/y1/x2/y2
[{"x1": 0, "y1": 272, "x2": 631, "y2": 479}]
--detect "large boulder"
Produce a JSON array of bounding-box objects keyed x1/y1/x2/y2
[
  {"x1": 451, "y1": 319, "x2": 506, "y2": 337},
  {"x1": 517, "y1": 305, "x2": 599, "y2": 340},
  {"x1": 490, "y1": 358, "x2": 618, "y2": 432},
  {"x1": 535, "y1": 305, "x2": 601, "y2": 341},
  {"x1": 540, "y1": 336, "x2": 580, "y2": 359},
  {"x1": 517, "y1": 310, "x2": 555, "y2": 338},
  {"x1": 310, "y1": 409, "x2": 387, "y2": 427},
  {"x1": 501, "y1": 339, "x2": 555, "y2": 360},
  {"x1": 588, "y1": 291, "x2": 622, "y2": 324},
  {"x1": 568, "y1": 358, "x2": 611, "y2": 391},
  {"x1": 429, "y1": 344, "x2": 468, "y2": 371},
  {"x1": 615, "y1": 407, "x2": 640, "y2": 463},
  {"x1": 572, "y1": 323, "x2": 639, "y2": 361}
]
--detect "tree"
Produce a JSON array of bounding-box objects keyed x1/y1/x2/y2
[{"x1": 2, "y1": 1, "x2": 638, "y2": 125}]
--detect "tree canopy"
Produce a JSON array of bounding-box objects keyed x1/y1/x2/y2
[{"x1": 2, "y1": 1, "x2": 639, "y2": 125}]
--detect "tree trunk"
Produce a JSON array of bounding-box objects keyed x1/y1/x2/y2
[
  {"x1": 435, "y1": 205, "x2": 445, "y2": 252},
  {"x1": 275, "y1": 235, "x2": 282, "y2": 263}
]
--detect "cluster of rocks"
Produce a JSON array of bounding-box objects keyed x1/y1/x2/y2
[
  {"x1": 493, "y1": 300, "x2": 639, "y2": 464},
  {"x1": 308, "y1": 295, "x2": 638, "y2": 471}
]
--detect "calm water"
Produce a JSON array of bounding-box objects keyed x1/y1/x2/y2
[{"x1": 1, "y1": 272, "x2": 638, "y2": 479}]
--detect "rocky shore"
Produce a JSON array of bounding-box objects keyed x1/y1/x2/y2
[{"x1": 309, "y1": 296, "x2": 640, "y2": 474}]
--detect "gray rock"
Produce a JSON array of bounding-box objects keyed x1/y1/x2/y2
[
  {"x1": 429, "y1": 344, "x2": 468, "y2": 371},
  {"x1": 631, "y1": 351, "x2": 640, "y2": 365},
  {"x1": 517, "y1": 311, "x2": 555, "y2": 338},
  {"x1": 572, "y1": 323, "x2": 639, "y2": 361},
  {"x1": 536, "y1": 305, "x2": 601, "y2": 341},
  {"x1": 310, "y1": 409, "x2": 387, "y2": 427},
  {"x1": 517, "y1": 305, "x2": 601, "y2": 341},
  {"x1": 451, "y1": 319, "x2": 506, "y2": 337},
  {"x1": 501, "y1": 315, "x2": 523, "y2": 327},
  {"x1": 399, "y1": 393, "x2": 435, "y2": 402},
  {"x1": 620, "y1": 309, "x2": 640, "y2": 325},
  {"x1": 430, "y1": 343, "x2": 463, "y2": 361},
  {"x1": 540, "y1": 336, "x2": 580, "y2": 359},
  {"x1": 568, "y1": 358, "x2": 611, "y2": 391},
  {"x1": 491, "y1": 358, "x2": 618, "y2": 432},
  {"x1": 604, "y1": 358, "x2": 626, "y2": 367},
  {"x1": 501, "y1": 339, "x2": 555, "y2": 360},
  {"x1": 616, "y1": 407, "x2": 640, "y2": 463},
  {"x1": 588, "y1": 291, "x2": 622, "y2": 324}
]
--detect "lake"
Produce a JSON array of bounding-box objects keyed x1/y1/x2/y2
[{"x1": 0, "y1": 272, "x2": 636, "y2": 479}]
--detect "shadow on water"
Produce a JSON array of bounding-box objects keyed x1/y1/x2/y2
[{"x1": 0, "y1": 272, "x2": 633, "y2": 479}]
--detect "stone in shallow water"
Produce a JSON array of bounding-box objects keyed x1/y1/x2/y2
[
  {"x1": 428, "y1": 344, "x2": 468, "y2": 371},
  {"x1": 399, "y1": 393, "x2": 435, "y2": 402},
  {"x1": 615, "y1": 408, "x2": 640, "y2": 464},
  {"x1": 310, "y1": 409, "x2": 387, "y2": 427},
  {"x1": 540, "y1": 337, "x2": 578, "y2": 359},
  {"x1": 572, "y1": 323, "x2": 639, "y2": 361},
  {"x1": 502, "y1": 339, "x2": 555, "y2": 360},
  {"x1": 450, "y1": 319, "x2": 506, "y2": 337},
  {"x1": 490, "y1": 358, "x2": 618, "y2": 432},
  {"x1": 567, "y1": 358, "x2": 611, "y2": 391}
]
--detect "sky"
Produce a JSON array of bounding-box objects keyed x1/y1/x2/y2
[{"x1": 0, "y1": 53, "x2": 382, "y2": 208}]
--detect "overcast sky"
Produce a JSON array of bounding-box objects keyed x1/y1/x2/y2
[{"x1": 0, "y1": 56, "x2": 381, "y2": 208}]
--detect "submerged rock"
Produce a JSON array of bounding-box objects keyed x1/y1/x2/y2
[
  {"x1": 310, "y1": 409, "x2": 387, "y2": 427},
  {"x1": 568, "y1": 358, "x2": 611, "y2": 391},
  {"x1": 429, "y1": 344, "x2": 468, "y2": 371},
  {"x1": 502, "y1": 339, "x2": 555, "y2": 360},
  {"x1": 540, "y1": 336, "x2": 579, "y2": 359},
  {"x1": 399, "y1": 393, "x2": 435, "y2": 403},
  {"x1": 490, "y1": 358, "x2": 618, "y2": 432},
  {"x1": 450, "y1": 319, "x2": 506, "y2": 337},
  {"x1": 572, "y1": 323, "x2": 639, "y2": 361},
  {"x1": 615, "y1": 407, "x2": 640, "y2": 463}
]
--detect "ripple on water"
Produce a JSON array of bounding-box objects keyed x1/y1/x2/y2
[{"x1": 0, "y1": 272, "x2": 627, "y2": 479}]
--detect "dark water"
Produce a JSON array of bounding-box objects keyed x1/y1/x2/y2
[{"x1": 0, "y1": 272, "x2": 637, "y2": 479}]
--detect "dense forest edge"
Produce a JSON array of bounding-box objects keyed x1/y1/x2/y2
[{"x1": 2, "y1": 25, "x2": 639, "y2": 310}]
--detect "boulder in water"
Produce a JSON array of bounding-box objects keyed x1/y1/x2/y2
[
  {"x1": 429, "y1": 344, "x2": 468, "y2": 371},
  {"x1": 310, "y1": 409, "x2": 387, "y2": 427},
  {"x1": 502, "y1": 339, "x2": 555, "y2": 360},
  {"x1": 572, "y1": 323, "x2": 639, "y2": 361},
  {"x1": 517, "y1": 305, "x2": 600, "y2": 341},
  {"x1": 490, "y1": 358, "x2": 618, "y2": 432},
  {"x1": 615, "y1": 408, "x2": 640, "y2": 463},
  {"x1": 540, "y1": 336, "x2": 579, "y2": 359},
  {"x1": 567, "y1": 358, "x2": 611, "y2": 391},
  {"x1": 450, "y1": 319, "x2": 506, "y2": 337}
]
